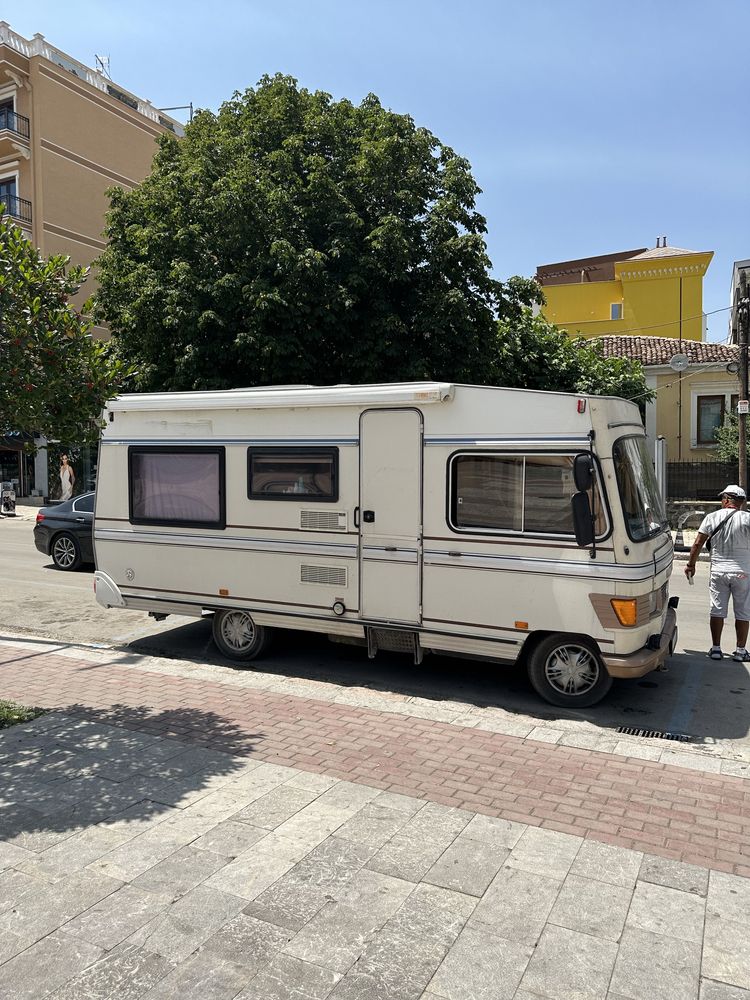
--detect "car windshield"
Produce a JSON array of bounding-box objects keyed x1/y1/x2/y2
[{"x1": 613, "y1": 436, "x2": 667, "y2": 542}]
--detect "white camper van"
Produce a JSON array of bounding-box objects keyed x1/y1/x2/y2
[{"x1": 93, "y1": 382, "x2": 677, "y2": 708}]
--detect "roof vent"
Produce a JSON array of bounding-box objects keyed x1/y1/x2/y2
[{"x1": 655, "y1": 235, "x2": 668, "y2": 248}]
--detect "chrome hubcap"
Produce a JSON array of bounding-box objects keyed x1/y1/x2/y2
[
  {"x1": 220, "y1": 612, "x2": 255, "y2": 652},
  {"x1": 544, "y1": 644, "x2": 599, "y2": 695},
  {"x1": 53, "y1": 537, "x2": 76, "y2": 568}
]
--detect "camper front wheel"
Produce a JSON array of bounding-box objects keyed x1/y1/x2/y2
[
  {"x1": 527, "y1": 635, "x2": 612, "y2": 708},
  {"x1": 212, "y1": 610, "x2": 271, "y2": 662}
]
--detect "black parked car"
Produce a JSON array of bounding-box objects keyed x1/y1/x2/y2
[{"x1": 34, "y1": 493, "x2": 95, "y2": 570}]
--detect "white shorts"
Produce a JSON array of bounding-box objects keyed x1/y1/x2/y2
[{"x1": 709, "y1": 572, "x2": 750, "y2": 620}]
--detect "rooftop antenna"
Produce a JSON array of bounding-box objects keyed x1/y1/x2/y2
[
  {"x1": 95, "y1": 54, "x2": 111, "y2": 79},
  {"x1": 158, "y1": 102, "x2": 194, "y2": 122}
]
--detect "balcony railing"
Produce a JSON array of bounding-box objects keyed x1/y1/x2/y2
[
  {"x1": 0, "y1": 107, "x2": 30, "y2": 140},
  {"x1": 1, "y1": 195, "x2": 32, "y2": 225}
]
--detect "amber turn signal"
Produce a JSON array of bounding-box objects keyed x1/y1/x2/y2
[{"x1": 610, "y1": 598, "x2": 638, "y2": 627}]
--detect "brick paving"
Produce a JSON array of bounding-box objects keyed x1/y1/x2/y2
[{"x1": 1, "y1": 643, "x2": 749, "y2": 876}]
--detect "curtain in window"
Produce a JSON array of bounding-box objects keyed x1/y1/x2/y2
[{"x1": 132, "y1": 452, "x2": 221, "y2": 523}]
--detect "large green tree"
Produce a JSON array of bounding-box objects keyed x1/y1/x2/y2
[
  {"x1": 96, "y1": 75, "x2": 534, "y2": 391},
  {"x1": 0, "y1": 210, "x2": 132, "y2": 443}
]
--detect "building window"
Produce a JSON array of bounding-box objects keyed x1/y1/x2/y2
[
  {"x1": 610, "y1": 303, "x2": 623, "y2": 320},
  {"x1": 696, "y1": 396, "x2": 725, "y2": 446},
  {"x1": 449, "y1": 453, "x2": 606, "y2": 536},
  {"x1": 247, "y1": 448, "x2": 338, "y2": 501},
  {"x1": 129, "y1": 447, "x2": 225, "y2": 528}
]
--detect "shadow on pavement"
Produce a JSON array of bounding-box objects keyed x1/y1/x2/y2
[
  {"x1": 0, "y1": 704, "x2": 258, "y2": 848},
  {"x1": 121, "y1": 618, "x2": 750, "y2": 747}
]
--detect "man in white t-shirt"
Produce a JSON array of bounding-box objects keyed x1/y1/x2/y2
[{"x1": 685, "y1": 484, "x2": 750, "y2": 661}]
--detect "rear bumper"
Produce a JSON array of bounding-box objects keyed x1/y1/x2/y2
[
  {"x1": 33, "y1": 528, "x2": 50, "y2": 556},
  {"x1": 602, "y1": 606, "x2": 678, "y2": 679}
]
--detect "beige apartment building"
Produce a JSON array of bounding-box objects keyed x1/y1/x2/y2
[{"x1": 0, "y1": 22, "x2": 183, "y2": 496}]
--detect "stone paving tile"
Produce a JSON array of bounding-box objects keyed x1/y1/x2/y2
[
  {"x1": 139, "y1": 949, "x2": 253, "y2": 1000},
  {"x1": 16, "y1": 825, "x2": 127, "y2": 881},
  {"x1": 469, "y1": 867, "x2": 562, "y2": 945},
  {"x1": 423, "y1": 835, "x2": 509, "y2": 897},
  {"x1": 205, "y1": 830, "x2": 316, "y2": 901},
  {"x1": 700, "y1": 982, "x2": 750, "y2": 999},
  {"x1": 707, "y1": 871, "x2": 750, "y2": 921},
  {"x1": 334, "y1": 801, "x2": 417, "y2": 850},
  {"x1": 0, "y1": 929, "x2": 103, "y2": 1000},
  {"x1": 62, "y1": 883, "x2": 171, "y2": 950},
  {"x1": 233, "y1": 784, "x2": 322, "y2": 830},
  {"x1": 548, "y1": 873, "x2": 632, "y2": 942},
  {"x1": 0, "y1": 867, "x2": 44, "y2": 912},
  {"x1": 461, "y1": 814, "x2": 526, "y2": 849},
  {"x1": 0, "y1": 840, "x2": 34, "y2": 872},
  {"x1": 283, "y1": 869, "x2": 414, "y2": 973},
  {"x1": 626, "y1": 881, "x2": 706, "y2": 944},
  {"x1": 609, "y1": 927, "x2": 702, "y2": 1000},
  {"x1": 201, "y1": 911, "x2": 292, "y2": 969},
  {"x1": 386, "y1": 882, "x2": 476, "y2": 949},
  {"x1": 505, "y1": 826, "x2": 582, "y2": 882},
  {"x1": 366, "y1": 802, "x2": 472, "y2": 883},
  {"x1": 132, "y1": 844, "x2": 228, "y2": 901},
  {"x1": 46, "y1": 943, "x2": 174, "y2": 1000},
  {"x1": 702, "y1": 914, "x2": 750, "y2": 992},
  {"x1": 570, "y1": 839, "x2": 644, "y2": 889},
  {"x1": 192, "y1": 818, "x2": 267, "y2": 858},
  {"x1": 238, "y1": 953, "x2": 341, "y2": 1000},
  {"x1": 426, "y1": 923, "x2": 532, "y2": 1000},
  {"x1": 640, "y1": 854, "x2": 711, "y2": 896},
  {"x1": 139, "y1": 884, "x2": 246, "y2": 963},
  {"x1": 0, "y1": 868, "x2": 122, "y2": 951},
  {"x1": 244, "y1": 835, "x2": 376, "y2": 931},
  {"x1": 519, "y1": 923, "x2": 619, "y2": 999}
]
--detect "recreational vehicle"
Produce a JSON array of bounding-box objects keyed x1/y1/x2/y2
[{"x1": 93, "y1": 382, "x2": 677, "y2": 708}]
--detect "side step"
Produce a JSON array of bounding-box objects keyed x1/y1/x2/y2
[{"x1": 367, "y1": 627, "x2": 423, "y2": 665}]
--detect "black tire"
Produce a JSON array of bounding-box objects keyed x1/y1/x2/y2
[
  {"x1": 211, "y1": 609, "x2": 272, "y2": 663},
  {"x1": 51, "y1": 532, "x2": 82, "y2": 571},
  {"x1": 527, "y1": 634, "x2": 612, "y2": 708}
]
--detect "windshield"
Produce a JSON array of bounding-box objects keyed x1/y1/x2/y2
[{"x1": 613, "y1": 436, "x2": 667, "y2": 542}]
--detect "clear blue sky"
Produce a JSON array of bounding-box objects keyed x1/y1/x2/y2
[{"x1": 6, "y1": 0, "x2": 747, "y2": 341}]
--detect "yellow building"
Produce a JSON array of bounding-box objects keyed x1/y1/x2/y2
[
  {"x1": 0, "y1": 21, "x2": 183, "y2": 334},
  {"x1": 536, "y1": 241, "x2": 714, "y2": 342},
  {"x1": 0, "y1": 22, "x2": 183, "y2": 496}
]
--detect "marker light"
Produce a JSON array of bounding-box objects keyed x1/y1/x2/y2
[{"x1": 611, "y1": 598, "x2": 638, "y2": 627}]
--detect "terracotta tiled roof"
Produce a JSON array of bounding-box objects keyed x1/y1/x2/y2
[{"x1": 595, "y1": 336, "x2": 737, "y2": 367}]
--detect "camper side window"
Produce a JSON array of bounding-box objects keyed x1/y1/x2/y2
[
  {"x1": 450, "y1": 452, "x2": 606, "y2": 536},
  {"x1": 248, "y1": 448, "x2": 338, "y2": 501},
  {"x1": 129, "y1": 447, "x2": 226, "y2": 528}
]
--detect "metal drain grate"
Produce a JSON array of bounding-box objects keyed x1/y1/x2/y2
[{"x1": 616, "y1": 726, "x2": 692, "y2": 742}]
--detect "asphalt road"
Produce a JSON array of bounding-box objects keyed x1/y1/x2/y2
[{"x1": 1, "y1": 510, "x2": 749, "y2": 753}]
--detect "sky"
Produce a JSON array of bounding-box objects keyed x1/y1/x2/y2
[{"x1": 4, "y1": 0, "x2": 748, "y2": 342}]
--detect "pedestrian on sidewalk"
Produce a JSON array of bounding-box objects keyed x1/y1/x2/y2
[{"x1": 685, "y1": 484, "x2": 750, "y2": 661}]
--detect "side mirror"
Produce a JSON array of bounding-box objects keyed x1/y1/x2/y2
[
  {"x1": 573, "y1": 453, "x2": 594, "y2": 493},
  {"x1": 572, "y1": 491, "x2": 594, "y2": 547}
]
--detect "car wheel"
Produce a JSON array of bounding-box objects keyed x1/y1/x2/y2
[
  {"x1": 527, "y1": 634, "x2": 612, "y2": 708},
  {"x1": 51, "y1": 532, "x2": 82, "y2": 571},
  {"x1": 211, "y1": 609, "x2": 272, "y2": 662}
]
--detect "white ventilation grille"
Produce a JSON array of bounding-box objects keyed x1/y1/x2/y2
[
  {"x1": 301, "y1": 564, "x2": 348, "y2": 587},
  {"x1": 300, "y1": 510, "x2": 347, "y2": 532}
]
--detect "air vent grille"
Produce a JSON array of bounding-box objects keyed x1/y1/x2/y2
[
  {"x1": 301, "y1": 564, "x2": 348, "y2": 587},
  {"x1": 300, "y1": 510, "x2": 347, "y2": 532}
]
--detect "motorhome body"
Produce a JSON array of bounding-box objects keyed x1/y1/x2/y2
[{"x1": 93, "y1": 382, "x2": 677, "y2": 707}]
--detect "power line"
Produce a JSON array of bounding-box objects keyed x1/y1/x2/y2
[{"x1": 560, "y1": 305, "x2": 731, "y2": 337}]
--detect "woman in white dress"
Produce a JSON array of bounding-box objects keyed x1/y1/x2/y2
[{"x1": 59, "y1": 454, "x2": 75, "y2": 501}]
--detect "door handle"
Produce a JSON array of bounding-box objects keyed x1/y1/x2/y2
[
  {"x1": 354, "y1": 506, "x2": 360, "y2": 528},
  {"x1": 363, "y1": 510, "x2": 375, "y2": 523},
  {"x1": 74, "y1": 517, "x2": 86, "y2": 522}
]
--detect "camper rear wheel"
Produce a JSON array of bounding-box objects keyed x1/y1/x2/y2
[
  {"x1": 527, "y1": 635, "x2": 612, "y2": 708},
  {"x1": 212, "y1": 610, "x2": 271, "y2": 662}
]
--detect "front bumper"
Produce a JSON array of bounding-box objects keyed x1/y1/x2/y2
[{"x1": 601, "y1": 606, "x2": 678, "y2": 679}]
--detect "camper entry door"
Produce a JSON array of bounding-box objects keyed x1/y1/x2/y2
[{"x1": 358, "y1": 408, "x2": 423, "y2": 624}]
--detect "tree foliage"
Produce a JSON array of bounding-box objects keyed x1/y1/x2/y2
[
  {"x1": 96, "y1": 74, "x2": 649, "y2": 405},
  {"x1": 96, "y1": 75, "x2": 537, "y2": 391},
  {"x1": 491, "y1": 302, "x2": 651, "y2": 404},
  {"x1": 714, "y1": 414, "x2": 749, "y2": 463},
  {"x1": 0, "y1": 210, "x2": 132, "y2": 442}
]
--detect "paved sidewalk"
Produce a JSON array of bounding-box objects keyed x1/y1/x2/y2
[{"x1": 1, "y1": 642, "x2": 750, "y2": 998}]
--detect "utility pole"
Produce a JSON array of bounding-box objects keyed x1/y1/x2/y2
[{"x1": 737, "y1": 270, "x2": 750, "y2": 490}]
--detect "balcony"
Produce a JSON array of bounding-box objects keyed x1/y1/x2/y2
[
  {"x1": 2, "y1": 194, "x2": 32, "y2": 226},
  {"x1": 0, "y1": 107, "x2": 30, "y2": 141}
]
